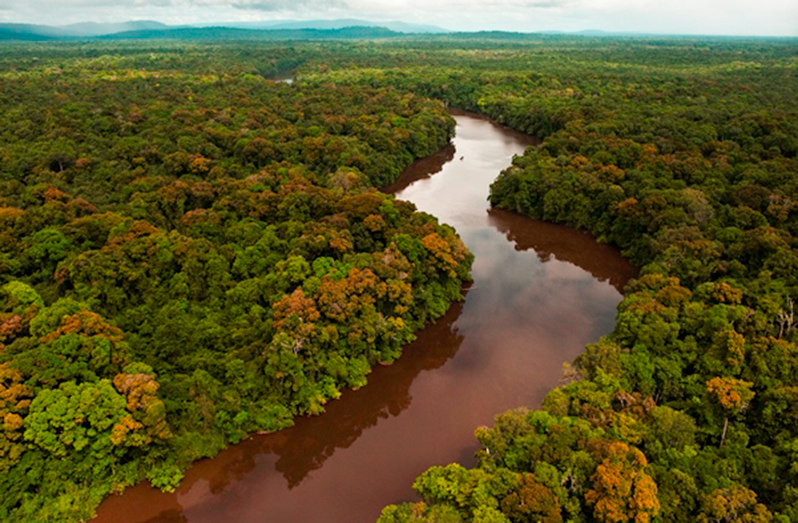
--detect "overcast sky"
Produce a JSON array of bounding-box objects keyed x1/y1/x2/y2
[{"x1": 1, "y1": 0, "x2": 797, "y2": 36}]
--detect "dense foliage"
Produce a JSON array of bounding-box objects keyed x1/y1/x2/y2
[
  {"x1": 295, "y1": 38, "x2": 798, "y2": 522},
  {"x1": 1, "y1": 36, "x2": 797, "y2": 522},
  {"x1": 0, "y1": 45, "x2": 470, "y2": 521}
]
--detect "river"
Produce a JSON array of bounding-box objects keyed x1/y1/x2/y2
[{"x1": 93, "y1": 111, "x2": 636, "y2": 523}]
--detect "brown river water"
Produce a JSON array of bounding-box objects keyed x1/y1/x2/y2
[{"x1": 94, "y1": 112, "x2": 637, "y2": 523}]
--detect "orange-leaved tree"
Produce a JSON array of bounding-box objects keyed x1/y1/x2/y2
[
  {"x1": 585, "y1": 441, "x2": 661, "y2": 523},
  {"x1": 706, "y1": 376, "x2": 754, "y2": 447}
]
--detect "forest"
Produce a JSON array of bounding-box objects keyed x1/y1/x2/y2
[
  {"x1": 0, "y1": 42, "x2": 469, "y2": 521},
  {"x1": 299, "y1": 38, "x2": 798, "y2": 522},
  {"x1": 0, "y1": 35, "x2": 797, "y2": 522}
]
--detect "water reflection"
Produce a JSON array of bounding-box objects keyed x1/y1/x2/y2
[
  {"x1": 94, "y1": 113, "x2": 634, "y2": 523},
  {"x1": 249, "y1": 301, "x2": 466, "y2": 490},
  {"x1": 271, "y1": 70, "x2": 295, "y2": 84},
  {"x1": 487, "y1": 208, "x2": 635, "y2": 293},
  {"x1": 96, "y1": 302, "x2": 467, "y2": 522},
  {"x1": 381, "y1": 144, "x2": 455, "y2": 195}
]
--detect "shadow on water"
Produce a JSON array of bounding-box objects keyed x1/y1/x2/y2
[
  {"x1": 95, "y1": 301, "x2": 468, "y2": 522},
  {"x1": 210, "y1": 299, "x2": 467, "y2": 492},
  {"x1": 381, "y1": 144, "x2": 455, "y2": 195},
  {"x1": 142, "y1": 511, "x2": 187, "y2": 523},
  {"x1": 487, "y1": 208, "x2": 637, "y2": 293}
]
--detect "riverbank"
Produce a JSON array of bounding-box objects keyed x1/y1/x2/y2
[{"x1": 94, "y1": 112, "x2": 634, "y2": 523}]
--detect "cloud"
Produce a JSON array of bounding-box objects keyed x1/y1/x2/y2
[
  {"x1": 39, "y1": 0, "x2": 173, "y2": 5},
  {"x1": 6, "y1": 0, "x2": 176, "y2": 8},
  {"x1": 460, "y1": 0, "x2": 574, "y2": 6},
  {"x1": 230, "y1": 0, "x2": 348, "y2": 11},
  {"x1": 185, "y1": 0, "x2": 573, "y2": 12},
  {"x1": 522, "y1": 0, "x2": 570, "y2": 7}
]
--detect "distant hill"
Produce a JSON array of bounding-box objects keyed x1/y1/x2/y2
[
  {"x1": 0, "y1": 20, "x2": 434, "y2": 41},
  {"x1": 2, "y1": 20, "x2": 739, "y2": 42},
  {"x1": 205, "y1": 18, "x2": 448, "y2": 34},
  {"x1": 60, "y1": 20, "x2": 169, "y2": 36},
  {"x1": 0, "y1": 26, "x2": 56, "y2": 41},
  {"x1": 0, "y1": 20, "x2": 168, "y2": 40},
  {"x1": 99, "y1": 26, "x2": 401, "y2": 41},
  {"x1": 0, "y1": 24, "x2": 62, "y2": 40}
]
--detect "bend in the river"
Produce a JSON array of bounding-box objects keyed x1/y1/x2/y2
[{"x1": 94, "y1": 111, "x2": 636, "y2": 523}]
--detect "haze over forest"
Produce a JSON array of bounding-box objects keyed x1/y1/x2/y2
[{"x1": 0, "y1": 0, "x2": 796, "y2": 36}]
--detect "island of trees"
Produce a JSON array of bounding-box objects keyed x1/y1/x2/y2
[{"x1": 0, "y1": 35, "x2": 796, "y2": 522}]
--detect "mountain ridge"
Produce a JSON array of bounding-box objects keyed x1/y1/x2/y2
[
  {"x1": 0, "y1": 18, "x2": 448, "y2": 40},
  {"x1": 96, "y1": 26, "x2": 401, "y2": 41}
]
